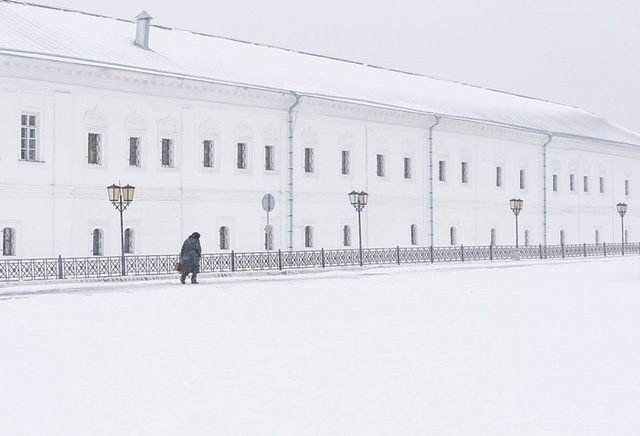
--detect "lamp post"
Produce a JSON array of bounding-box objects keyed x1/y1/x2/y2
[
  {"x1": 616, "y1": 202, "x2": 627, "y2": 256},
  {"x1": 348, "y1": 190, "x2": 368, "y2": 266},
  {"x1": 107, "y1": 183, "x2": 135, "y2": 275},
  {"x1": 509, "y1": 198, "x2": 524, "y2": 248}
]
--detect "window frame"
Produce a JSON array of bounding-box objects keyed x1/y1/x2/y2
[
  {"x1": 219, "y1": 226, "x2": 230, "y2": 250},
  {"x1": 128, "y1": 136, "x2": 142, "y2": 167},
  {"x1": 92, "y1": 228, "x2": 104, "y2": 256},
  {"x1": 203, "y1": 139, "x2": 215, "y2": 169},
  {"x1": 264, "y1": 144, "x2": 275, "y2": 172},
  {"x1": 404, "y1": 157, "x2": 412, "y2": 179},
  {"x1": 124, "y1": 228, "x2": 135, "y2": 254},
  {"x1": 341, "y1": 150, "x2": 350, "y2": 176},
  {"x1": 2, "y1": 227, "x2": 16, "y2": 256},
  {"x1": 343, "y1": 225, "x2": 351, "y2": 247},
  {"x1": 161, "y1": 138, "x2": 175, "y2": 168},
  {"x1": 304, "y1": 225, "x2": 314, "y2": 248},
  {"x1": 304, "y1": 147, "x2": 315, "y2": 174},
  {"x1": 376, "y1": 154, "x2": 385, "y2": 178},
  {"x1": 438, "y1": 160, "x2": 446, "y2": 182},
  {"x1": 20, "y1": 113, "x2": 39, "y2": 162},
  {"x1": 87, "y1": 132, "x2": 102, "y2": 165}
]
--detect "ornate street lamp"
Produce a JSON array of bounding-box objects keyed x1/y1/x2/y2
[
  {"x1": 509, "y1": 198, "x2": 523, "y2": 249},
  {"x1": 348, "y1": 190, "x2": 368, "y2": 266},
  {"x1": 107, "y1": 183, "x2": 135, "y2": 275},
  {"x1": 616, "y1": 202, "x2": 627, "y2": 256}
]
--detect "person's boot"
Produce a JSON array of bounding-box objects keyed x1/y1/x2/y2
[
  {"x1": 180, "y1": 274, "x2": 186, "y2": 284},
  {"x1": 191, "y1": 274, "x2": 198, "y2": 284}
]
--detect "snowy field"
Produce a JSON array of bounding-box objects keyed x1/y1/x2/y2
[{"x1": 1, "y1": 257, "x2": 639, "y2": 435}]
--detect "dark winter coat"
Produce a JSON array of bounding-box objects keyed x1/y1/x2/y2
[{"x1": 180, "y1": 233, "x2": 202, "y2": 274}]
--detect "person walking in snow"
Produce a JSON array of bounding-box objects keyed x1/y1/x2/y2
[{"x1": 179, "y1": 232, "x2": 202, "y2": 284}]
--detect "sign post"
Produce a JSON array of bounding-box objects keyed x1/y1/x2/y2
[{"x1": 261, "y1": 193, "x2": 275, "y2": 252}]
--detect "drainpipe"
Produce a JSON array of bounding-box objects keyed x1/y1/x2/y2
[
  {"x1": 427, "y1": 115, "x2": 441, "y2": 247},
  {"x1": 541, "y1": 133, "x2": 553, "y2": 249},
  {"x1": 287, "y1": 93, "x2": 301, "y2": 251}
]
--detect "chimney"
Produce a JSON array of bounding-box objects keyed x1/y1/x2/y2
[{"x1": 134, "y1": 11, "x2": 152, "y2": 50}]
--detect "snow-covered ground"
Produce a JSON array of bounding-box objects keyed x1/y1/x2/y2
[{"x1": 1, "y1": 257, "x2": 639, "y2": 435}]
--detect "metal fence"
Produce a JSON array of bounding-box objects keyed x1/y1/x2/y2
[{"x1": 1, "y1": 242, "x2": 638, "y2": 282}]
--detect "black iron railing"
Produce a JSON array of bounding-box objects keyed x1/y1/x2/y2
[{"x1": 1, "y1": 242, "x2": 638, "y2": 282}]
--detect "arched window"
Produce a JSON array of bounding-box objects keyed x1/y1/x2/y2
[
  {"x1": 450, "y1": 227, "x2": 457, "y2": 245},
  {"x1": 2, "y1": 227, "x2": 16, "y2": 256},
  {"x1": 595, "y1": 229, "x2": 600, "y2": 245},
  {"x1": 219, "y1": 226, "x2": 230, "y2": 250},
  {"x1": 490, "y1": 228, "x2": 496, "y2": 246},
  {"x1": 410, "y1": 224, "x2": 418, "y2": 245},
  {"x1": 124, "y1": 228, "x2": 135, "y2": 254},
  {"x1": 560, "y1": 230, "x2": 565, "y2": 246},
  {"x1": 92, "y1": 229, "x2": 103, "y2": 256},
  {"x1": 304, "y1": 226, "x2": 314, "y2": 248},
  {"x1": 265, "y1": 225, "x2": 274, "y2": 250},
  {"x1": 343, "y1": 225, "x2": 351, "y2": 247},
  {"x1": 524, "y1": 230, "x2": 530, "y2": 246}
]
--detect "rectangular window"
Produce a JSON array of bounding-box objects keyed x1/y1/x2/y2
[
  {"x1": 304, "y1": 226, "x2": 313, "y2": 248},
  {"x1": 461, "y1": 162, "x2": 469, "y2": 183},
  {"x1": 552, "y1": 174, "x2": 558, "y2": 192},
  {"x1": 236, "y1": 142, "x2": 247, "y2": 169},
  {"x1": 570, "y1": 174, "x2": 575, "y2": 191},
  {"x1": 625, "y1": 179, "x2": 630, "y2": 196},
  {"x1": 203, "y1": 140, "x2": 214, "y2": 168},
  {"x1": 20, "y1": 114, "x2": 38, "y2": 161},
  {"x1": 87, "y1": 133, "x2": 101, "y2": 165},
  {"x1": 404, "y1": 157, "x2": 412, "y2": 179},
  {"x1": 341, "y1": 150, "x2": 350, "y2": 175},
  {"x1": 519, "y1": 170, "x2": 526, "y2": 189},
  {"x1": 129, "y1": 137, "x2": 141, "y2": 167},
  {"x1": 438, "y1": 160, "x2": 446, "y2": 182},
  {"x1": 2, "y1": 227, "x2": 16, "y2": 256},
  {"x1": 161, "y1": 138, "x2": 174, "y2": 167},
  {"x1": 304, "y1": 147, "x2": 315, "y2": 173},
  {"x1": 376, "y1": 154, "x2": 385, "y2": 177},
  {"x1": 599, "y1": 177, "x2": 605, "y2": 194},
  {"x1": 264, "y1": 145, "x2": 274, "y2": 171},
  {"x1": 583, "y1": 176, "x2": 589, "y2": 193},
  {"x1": 496, "y1": 166, "x2": 503, "y2": 187}
]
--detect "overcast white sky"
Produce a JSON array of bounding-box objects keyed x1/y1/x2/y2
[{"x1": 28, "y1": 0, "x2": 640, "y2": 133}]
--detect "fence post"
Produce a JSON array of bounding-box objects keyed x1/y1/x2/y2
[
  {"x1": 278, "y1": 249, "x2": 282, "y2": 270},
  {"x1": 604, "y1": 241, "x2": 607, "y2": 257},
  {"x1": 489, "y1": 244, "x2": 493, "y2": 261},
  {"x1": 57, "y1": 254, "x2": 63, "y2": 279},
  {"x1": 396, "y1": 245, "x2": 400, "y2": 265},
  {"x1": 583, "y1": 243, "x2": 587, "y2": 257},
  {"x1": 231, "y1": 250, "x2": 235, "y2": 272},
  {"x1": 561, "y1": 244, "x2": 565, "y2": 259},
  {"x1": 321, "y1": 248, "x2": 325, "y2": 268},
  {"x1": 461, "y1": 245, "x2": 465, "y2": 262},
  {"x1": 539, "y1": 244, "x2": 542, "y2": 260},
  {"x1": 430, "y1": 246, "x2": 434, "y2": 264}
]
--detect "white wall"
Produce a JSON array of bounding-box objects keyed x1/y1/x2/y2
[{"x1": 1, "y1": 58, "x2": 639, "y2": 259}]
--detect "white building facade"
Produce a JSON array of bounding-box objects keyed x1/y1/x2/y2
[{"x1": 0, "y1": 1, "x2": 638, "y2": 259}]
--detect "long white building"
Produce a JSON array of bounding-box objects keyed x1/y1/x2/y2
[{"x1": 0, "y1": 0, "x2": 638, "y2": 259}]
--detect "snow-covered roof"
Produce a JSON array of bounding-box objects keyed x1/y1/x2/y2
[{"x1": 2, "y1": 0, "x2": 639, "y2": 146}]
